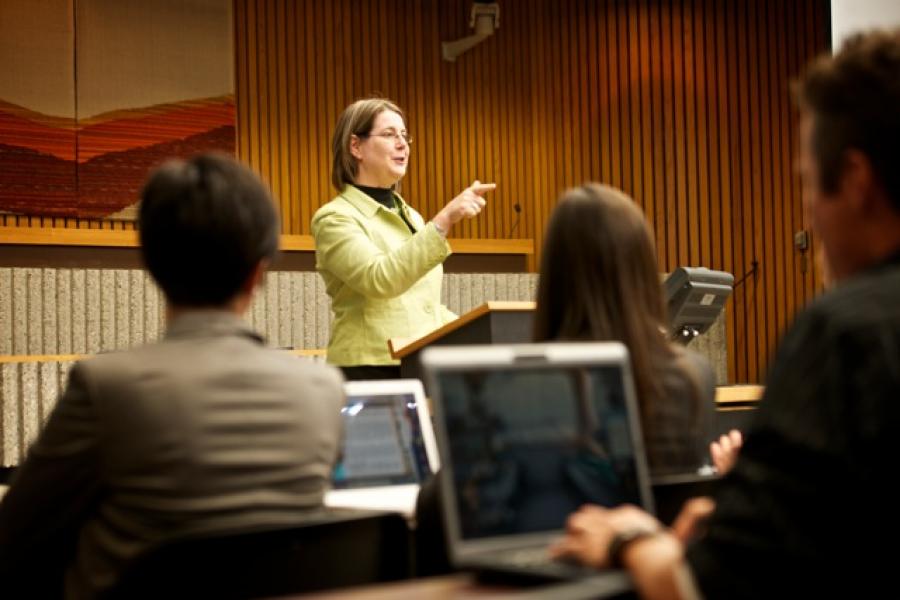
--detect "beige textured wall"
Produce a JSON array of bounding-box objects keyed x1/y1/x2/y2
[
  {"x1": 0, "y1": 268, "x2": 164, "y2": 355},
  {"x1": 0, "y1": 268, "x2": 540, "y2": 355},
  {"x1": 1, "y1": 360, "x2": 74, "y2": 466}
]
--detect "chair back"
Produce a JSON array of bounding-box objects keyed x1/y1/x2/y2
[{"x1": 103, "y1": 509, "x2": 410, "y2": 599}]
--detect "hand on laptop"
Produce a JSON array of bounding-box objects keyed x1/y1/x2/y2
[
  {"x1": 548, "y1": 504, "x2": 663, "y2": 570},
  {"x1": 710, "y1": 429, "x2": 743, "y2": 475}
]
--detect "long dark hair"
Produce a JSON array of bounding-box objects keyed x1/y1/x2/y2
[{"x1": 533, "y1": 183, "x2": 699, "y2": 443}]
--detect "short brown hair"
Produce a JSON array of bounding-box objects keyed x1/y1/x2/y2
[
  {"x1": 139, "y1": 154, "x2": 279, "y2": 307},
  {"x1": 794, "y1": 28, "x2": 900, "y2": 209},
  {"x1": 331, "y1": 97, "x2": 405, "y2": 190}
]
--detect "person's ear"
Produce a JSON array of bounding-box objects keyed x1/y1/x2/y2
[
  {"x1": 840, "y1": 149, "x2": 877, "y2": 214},
  {"x1": 349, "y1": 135, "x2": 363, "y2": 161}
]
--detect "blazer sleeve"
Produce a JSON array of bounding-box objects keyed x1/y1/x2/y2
[
  {"x1": 312, "y1": 209, "x2": 451, "y2": 300},
  {"x1": 0, "y1": 361, "x2": 102, "y2": 579},
  {"x1": 439, "y1": 304, "x2": 458, "y2": 324}
]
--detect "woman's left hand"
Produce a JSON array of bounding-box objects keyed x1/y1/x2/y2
[{"x1": 432, "y1": 180, "x2": 496, "y2": 232}]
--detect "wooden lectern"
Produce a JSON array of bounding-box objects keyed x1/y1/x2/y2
[{"x1": 388, "y1": 301, "x2": 535, "y2": 384}]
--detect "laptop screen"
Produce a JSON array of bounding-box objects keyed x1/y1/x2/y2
[
  {"x1": 435, "y1": 363, "x2": 646, "y2": 540},
  {"x1": 332, "y1": 380, "x2": 435, "y2": 490}
]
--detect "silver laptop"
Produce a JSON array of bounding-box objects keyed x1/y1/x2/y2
[
  {"x1": 324, "y1": 379, "x2": 439, "y2": 518},
  {"x1": 422, "y1": 342, "x2": 654, "y2": 584}
]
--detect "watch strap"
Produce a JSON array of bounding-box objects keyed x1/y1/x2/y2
[{"x1": 608, "y1": 527, "x2": 660, "y2": 569}]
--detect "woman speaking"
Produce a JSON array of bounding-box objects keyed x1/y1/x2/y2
[{"x1": 312, "y1": 97, "x2": 495, "y2": 380}]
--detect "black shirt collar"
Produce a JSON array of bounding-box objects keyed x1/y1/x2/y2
[{"x1": 353, "y1": 184, "x2": 395, "y2": 209}]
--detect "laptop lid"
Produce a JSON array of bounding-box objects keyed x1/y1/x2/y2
[
  {"x1": 422, "y1": 343, "x2": 655, "y2": 564},
  {"x1": 326, "y1": 379, "x2": 438, "y2": 515}
]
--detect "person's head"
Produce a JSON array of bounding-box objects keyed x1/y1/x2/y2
[
  {"x1": 534, "y1": 184, "x2": 700, "y2": 463},
  {"x1": 794, "y1": 28, "x2": 900, "y2": 281},
  {"x1": 534, "y1": 183, "x2": 667, "y2": 346},
  {"x1": 331, "y1": 97, "x2": 411, "y2": 190},
  {"x1": 139, "y1": 153, "x2": 279, "y2": 310}
]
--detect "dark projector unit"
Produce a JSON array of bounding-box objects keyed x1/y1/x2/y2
[{"x1": 664, "y1": 267, "x2": 734, "y2": 344}]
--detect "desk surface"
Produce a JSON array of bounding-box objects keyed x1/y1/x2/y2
[
  {"x1": 288, "y1": 573, "x2": 632, "y2": 599},
  {"x1": 290, "y1": 574, "x2": 497, "y2": 599}
]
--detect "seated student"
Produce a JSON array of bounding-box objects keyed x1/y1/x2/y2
[
  {"x1": 0, "y1": 154, "x2": 345, "y2": 599},
  {"x1": 533, "y1": 183, "x2": 716, "y2": 476},
  {"x1": 413, "y1": 184, "x2": 717, "y2": 575},
  {"x1": 550, "y1": 28, "x2": 900, "y2": 599}
]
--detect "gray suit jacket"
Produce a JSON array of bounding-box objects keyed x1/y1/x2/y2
[{"x1": 0, "y1": 311, "x2": 345, "y2": 599}]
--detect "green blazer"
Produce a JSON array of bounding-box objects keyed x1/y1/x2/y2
[{"x1": 311, "y1": 185, "x2": 457, "y2": 366}]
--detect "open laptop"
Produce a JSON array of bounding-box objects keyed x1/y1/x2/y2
[
  {"x1": 324, "y1": 379, "x2": 439, "y2": 518},
  {"x1": 422, "y1": 342, "x2": 654, "y2": 585}
]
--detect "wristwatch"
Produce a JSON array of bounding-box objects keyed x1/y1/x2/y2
[
  {"x1": 607, "y1": 527, "x2": 660, "y2": 569},
  {"x1": 432, "y1": 220, "x2": 447, "y2": 237}
]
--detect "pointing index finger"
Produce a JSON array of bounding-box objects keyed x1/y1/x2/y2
[{"x1": 470, "y1": 182, "x2": 497, "y2": 195}]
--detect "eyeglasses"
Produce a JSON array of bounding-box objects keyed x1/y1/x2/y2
[{"x1": 358, "y1": 130, "x2": 413, "y2": 145}]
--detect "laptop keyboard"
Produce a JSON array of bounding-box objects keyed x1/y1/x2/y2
[
  {"x1": 481, "y1": 545, "x2": 606, "y2": 581},
  {"x1": 503, "y1": 547, "x2": 555, "y2": 568}
]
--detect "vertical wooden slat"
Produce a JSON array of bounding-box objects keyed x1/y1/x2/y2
[
  {"x1": 626, "y1": 2, "x2": 642, "y2": 206},
  {"x1": 786, "y1": 6, "x2": 801, "y2": 329},
  {"x1": 496, "y1": 1, "x2": 510, "y2": 239},
  {"x1": 528, "y1": 0, "x2": 548, "y2": 273},
  {"x1": 663, "y1": 0, "x2": 678, "y2": 269},
  {"x1": 694, "y1": 0, "x2": 711, "y2": 269},
  {"x1": 774, "y1": 0, "x2": 793, "y2": 342},
  {"x1": 726, "y1": 0, "x2": 745, "y2": 381},
  {"x1": 604, "y1": 2, "x2": 620, "y2": 191},
  {"x1": 637, "y1": 0, "x2": 654, "y2": 234},
  {"x1": 747, "y1": 0, "x2": 763, "y2": 381},
  {"x1": 674, "y1": 0, "x2": 689, "y2": 269},
  {"x1": 682, "y1": 0, "x2": 699, "y2": 267},
  {"x1": 617, "y1": 2, "x2": 633, "y2": 195},
  {"x1": 274, "y1": 0, "x2": 288, "y2": 220},
  {"x1": 570, "y1": 0, "x2": 584, "y2": 189},
  {"x1": 650, "y1": 0, "x2": 666, "y2": 270},
  {"x1": 762, "y1": 0, "x2": 777, "y2": 378}
]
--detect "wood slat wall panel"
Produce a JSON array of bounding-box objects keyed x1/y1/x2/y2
[
  {"x1": 3, "y1": 0, "x2": 828, "y2": 383},
  {"x1": 229, "y1": 0, "x2": 827, "y2": 381}
]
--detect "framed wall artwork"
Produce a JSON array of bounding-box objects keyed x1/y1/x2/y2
[{"x1": 0, "y1": 0, "x2": 234, "y2": 221}]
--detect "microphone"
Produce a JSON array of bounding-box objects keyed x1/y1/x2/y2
[
  {"x1": 507, "y1": 203, "x2": 522, "y2": 238},
  {"x1": 732, "y1": 259, "x2": 759, "y2": 289}
]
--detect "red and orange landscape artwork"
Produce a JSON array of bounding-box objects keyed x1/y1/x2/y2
[{"x1": 0, "y1": 0, "x2": 234, "y2": 220}]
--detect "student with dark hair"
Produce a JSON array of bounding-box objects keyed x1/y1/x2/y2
[
  {"x1": 0, "y1": 154, "x2": 345, "y2": 599},
  {"x1": 550, "y1": 28, "x2": 900, "y2": 599},
  {"x1": 534, "y1": 183, "x2": 716, "y2": 476},
  {"x1": 312, "y1": 97, "x2": 495, "y2": 380},
  {"x1": 138, "y1": 153, "x2": 282, "y2": 307}
]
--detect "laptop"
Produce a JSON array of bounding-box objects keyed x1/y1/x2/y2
[
  {"x1": 324, "y1": 379, "x2": 439, "y2": 518},
  {"x1": 422, "y1": 342, "x2": 654, "y2": 585}
]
